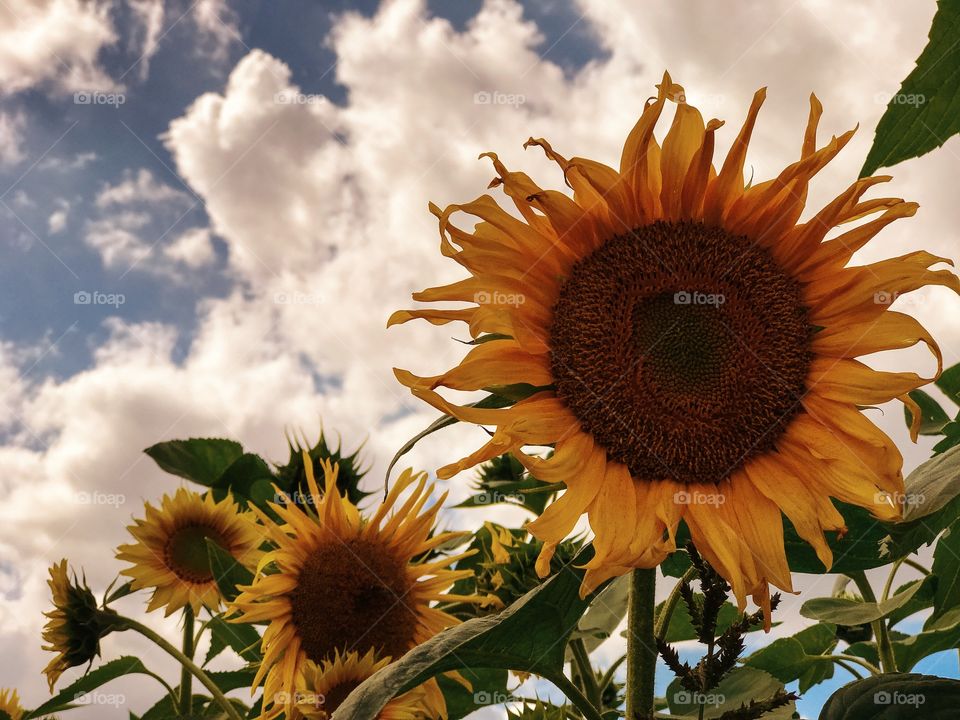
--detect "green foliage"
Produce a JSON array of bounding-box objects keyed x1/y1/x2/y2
[
  {"x1": 205, "y1": 538, "x2": 254, "y2": 604},
  {"x1": 800, "y1": 580, "x2": 925, "y2": 625},
  {"x1": 862, "y1": 0, "x2": 960, "y2": 175},
  {"x1": 275, "y1": 429, "x2": 371, "y2": 506},
  {"x1": 456, "y1": 454, "x2": 558, "y2": 515},
  {"x1": 820, "y1": 673, "x2": 960, "y2": 719},
  {"x1": 743, "y1": 624, "x2": 836, "y2": 693},
  {"x1": 144, "y1": 438, "x2": 244, "y2": 487},
  {"x1": 26, "y1": 658, "x2": 154, "y2": 718}
]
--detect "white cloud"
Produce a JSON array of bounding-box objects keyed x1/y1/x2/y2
[
  {"x1": 47, "y1": 199, "x2": 70, "y2": 234},
  {"x1": 0, "y1": 111, "x2": 25, "y2": 166},
  {"x1": 163, "y1": 226, "x2": 216, "y2": 267},
  {"x1": 0, "y1": 0, "x2": 117, "y2": 95},
  {"x1": 4, "y1": 0, "x2": 960, "y2": 715},
  {"x1": 95, "y1": 168, "x2": 190, "y2": 208}
]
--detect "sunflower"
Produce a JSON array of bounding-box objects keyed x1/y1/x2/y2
[
  {"x1": 295, "y1": 649, "x2": 432, "y2": 719},
  {"x1": 229, "y1": 458, "x2": 478, "y2": 719},
  {"x1": 390, "y1": 72, "x2": 960, "y2": 616},
  {"x1": 116, "y1": 488, "x2": 262, "y2": 616},
  {"x1": 42, "y1": 560, "x2": 123, "y2": 690},
  {"x1": 0, "y1": 689, "x2": 24, "y2": 720}
]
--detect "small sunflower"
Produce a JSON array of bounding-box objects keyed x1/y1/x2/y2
[
  {"x1": 0, "y1": 688, "x2": 24, "y2": 720},
  {"x1": 229, "y1": 458, "x2": 478, "y2": 719},
  {"x1": 116, "y1": 488, "x2": 262, "y2": 616},
  {"x1": 295, "y1": 649, "x2": 433, "y2": 719},
  {"x1": 42, "y1": 560, "x2": 122, "y2": 690},
  {"x1": 391, "y1": 72, "x2": 960, "y2": 616}
]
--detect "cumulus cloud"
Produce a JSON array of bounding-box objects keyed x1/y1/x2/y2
[
  {"x1": 3, "y1": 0, "x2": 960, "y2": 715},
  {"x1": 0, "y1": 111, "x2": 25, "y2": 166},
  {"x1": 0, "y1": 0, "x2": 117, "y2": 95}
]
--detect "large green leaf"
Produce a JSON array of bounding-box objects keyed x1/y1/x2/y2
[
  {"x1": 861, "y1": 0, "x2": 960, "y2": 175},
  {"x1": 145, "y1": 438, "x2": 244, "y2": 486},
  {"x1": 800, "y1": 580, "x2": 924, "y2": 625},
  {"x1": 204, "y1": 616, "x2": 262, "y2": 666},
  {"x1": 744, "y1": 624, "x2": 837, "y2": 693},
  {"x1": 26, "y1": 657, "x2": 153, "y2": 718},
  {"x1": 893, "y1": 620, "x2": 960, "y2": 672},
  {"x1": 930, "y1": 523, "x2": 960, "y2": 624},
  {"x1": 935, "y1": 362, "x2": 960, "y2": 405},
  {"x1": 886, "y1": 444, "x2": 960, "y2": 556},
  {"x1": 437, "y1": 667, "x2": 509, "y2": 720},
  {"x1": 568, "y1": 573, "x2": 630, "y2": 654},
  {"x1": 819, "y1": 672, "x2": 960, "y2": 719},
  {"x1": 887, "y1": 575, "x2": 937, "y2": 628},
  {"x1": 332, "y1": 549, "x2": 599, "y2": 719},
  {"x1": 212, "y1": 452, "x2": 276, "y2": 508}
]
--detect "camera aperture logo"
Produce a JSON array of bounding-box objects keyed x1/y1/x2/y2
[
  {"x1": 674, "y1": 290, "x2": 725, "y2": 307},
  {"x1": 74, "y1": 290, "x2": 125, "y2": 308}
]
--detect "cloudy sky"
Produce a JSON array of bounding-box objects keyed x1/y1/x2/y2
[{"x1": 1, "y1": 0, "x2": 959, "y2": 717}]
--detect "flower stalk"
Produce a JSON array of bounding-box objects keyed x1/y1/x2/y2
[{"x1": 625, "y1": 567, "x2": 658, "y2": 719}]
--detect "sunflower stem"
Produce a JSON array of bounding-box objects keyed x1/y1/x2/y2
[
  {"x1": 119, "y1": 615, "x2": 243, "y2": 720},
  {"x1": 179, "y1": 606, "x2": 195, "y2": 716},
  {"x1": 849, "y1": 571, "x2": 897, "y2": 673},
  {"x1": 570, "y1": 638, "x2": 602, "y2": 709},
  {"x1": 654, "y1": 566, "x2": 698, "y2": 642},
  {"x1": 551, "y1": 672, "x2": 605, "y2": 720},
  {"x1": 626, "y1": 567, "x2": 657, "y2": 719}
]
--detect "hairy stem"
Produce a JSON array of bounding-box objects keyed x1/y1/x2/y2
[{"x1": 626, "y1": 568, "x2": 658, "y2": 719}]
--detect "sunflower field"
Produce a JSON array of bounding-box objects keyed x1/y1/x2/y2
[{"x1": 7, "y1": 2, "x2": 960, "y2": 720}]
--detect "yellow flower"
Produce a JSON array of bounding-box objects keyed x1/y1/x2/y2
[
  {"x1": 390, "y1": 72, "x2": 959, "y2": 616},
  {"x1": 295, "y1": 649, "x2": 433, "y2": 719},
  {"x1": 0, "y1": 688, "x2": 24, "y2": 720},
  {"x1": 229, "y1": 458, "x2": 479, "y2": 719},
  {"x1": 42, "y1": 560, "x2": 122, "y2": 690},
  {"x1": 116, "y1": 488, "x2": 262, "y2": 616}
]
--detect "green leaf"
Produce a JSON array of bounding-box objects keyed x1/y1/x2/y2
[
  {"x1": 886, "y1": 444, "x2": 960, "y2": 556},
  {"x1": 820, "y1": 672, "x2": 960, "y2": 719},
  {"x1": 743, "y1": 624, "x2": 837, "y2": 693},
  {"x1": 437, "y1": 667, "x2": 509, "y2": 720},
  {"x1": 933, "y1": 422, "x2": 960, "y2": 454},
  {"x1": 144, "y1": 438, "x2": 244, "y2": 487},
  {"x1": 893, "y1": 621, "x2": 960, "y2": 672},
  {"x1": 861, "y1": 0, "x2": 960, "y2": 175},
  {"x1": 568, "y1": 573, "x2": 630, "y2": 654},
  {"x1": 936, "y1": 362, "x2": 960, "y2": 405},
  {"x1": 904, "y1": 389, "x2": 951, "y2": 435},
  {"x1": 887, "y1": 575, "x2": 937, "y2": 628},
  {"x1": 930, "y1": 524, "x2": 960, "y2": 624},
  {"x1": 212, "y1": 452, "x2": 276, "y2": 508},
  {"x1": 204, "y1": 617, "x2": 262, "y2": 666},
  {"x1": 206, "y1": 538, "x2": 254, "y2": 603},
  {"x1": 666, "y1": 666, "x2": 795, "y2": 719},
  {"x1": 332, "y1": 549, "x2": 601, "y2": 719},
  {"x1": 26, "y1": 657, "x2": 152, "y2": 718},
  {"x1": 800, "y1": 580, "x2": 924, "y2": 625}
]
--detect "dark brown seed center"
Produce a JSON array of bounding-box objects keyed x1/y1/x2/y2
[
  {"x1": 165, "y1": 524, "x2": 228, "y2": 584},
  {"x1": 289, "y1": 538, "x2": 417, "y2": 664},
  {"x1": 549, "y1": 220, "x2": 812, "y2": 484}
]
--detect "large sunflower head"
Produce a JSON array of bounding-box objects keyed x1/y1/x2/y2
[
  {"x1": 229, "y1": 457, "x2": 479, "y2": 719},
  {"x1": 41, "y1": 560, "x2": 123, "y2": 690},
  {"x1": 116, "y1": 487, "x2": 262, "y2": 616},
  {"x1": 390, "y1": 72, "x2": 960, "y2": 617},
  {"x1": 0, "y1": 688, "x2": 24, "y2": 720},
  {"x1": 295, "y1": 648, "x2": 436, "y2": 719}
]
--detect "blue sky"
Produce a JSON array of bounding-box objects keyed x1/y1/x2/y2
[{"x1": 1, "y1": 1, "x2": 958, "y2": 717}]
